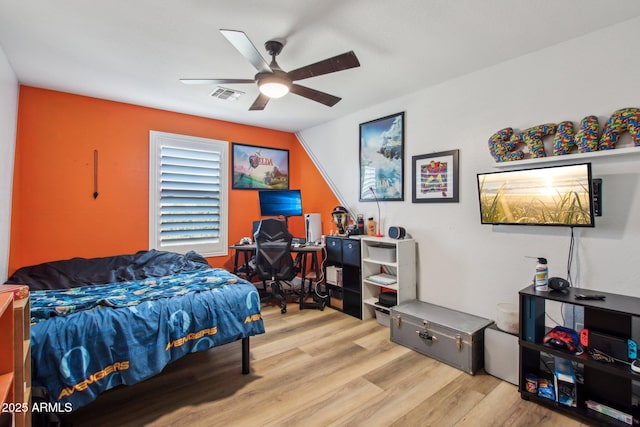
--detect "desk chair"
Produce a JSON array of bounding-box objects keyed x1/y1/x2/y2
[{"x1": 254, "y1": 218, "x2": 297, "y2": 314}]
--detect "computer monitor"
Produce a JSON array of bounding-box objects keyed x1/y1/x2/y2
[{"x1": 258, "y1": 189, "x2": 303, "y2": 218}]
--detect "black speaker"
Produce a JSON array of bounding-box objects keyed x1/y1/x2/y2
[
  {"x1": 549, "y1": 277, "x2": 570, "y2": 292},
  {"x1": 388, "y1": 226, "x2": 406, "y2": 239}
]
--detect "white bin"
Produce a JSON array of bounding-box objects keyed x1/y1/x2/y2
[{"x1": 368, "y1": 245, "x2": 396, "y2": 263}]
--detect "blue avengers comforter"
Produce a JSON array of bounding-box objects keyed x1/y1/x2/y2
[{"x1": 29, "y1": 268, "x2": 264, "y2": 410}]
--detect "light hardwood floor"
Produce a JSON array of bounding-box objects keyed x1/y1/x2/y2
[{"x1": 63, "y1": 303, "x2": 589, "y2": 427}]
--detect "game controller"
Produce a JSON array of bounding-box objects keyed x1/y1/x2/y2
[
  {"x1": 543, "y1": 326, "x2": 579, "y2": 353},
  {"x1": 629, "y1": 339, "x2": 638, "y2": 359},
  {"x1": 580, "y1": 328, "x2": 589, "y2": 347}
]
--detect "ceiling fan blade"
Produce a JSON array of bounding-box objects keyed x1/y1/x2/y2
[
  {"x1": 287, "y1": 51, "x2": 360, "y2": 82},
  {"x1": 290, "y1": 84, "x2": 341, "y2": 107},
  {"x1": 220, "y1": 29, "x2": 272, "y2": 74},
  {"x1": 249, "y1": 93, "x2": 270, "y2": 111},
  {"x1": 180, "y1": 78, "x2": 256, "y2": 85}
]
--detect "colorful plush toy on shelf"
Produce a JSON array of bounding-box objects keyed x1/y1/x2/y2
[
  {"x1": 598, "y1": 107, "x2": 640, "y2": 150},
  {"x1": 488, "y1": 107, "x2": 640, "y2": 162}
]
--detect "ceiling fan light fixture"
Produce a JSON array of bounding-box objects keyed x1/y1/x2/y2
[
  {"x1": 258, "y1": 77, "x2": 290, "y2": 98},
  {"x1": 182, "y1": 30, "x2": 360, "y2": 110}
]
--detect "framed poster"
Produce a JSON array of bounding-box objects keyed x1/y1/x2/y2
[
  {"x1": 359, "y1": 112, "x2": 404, "y2": 201},
  {"x1": 412, "y1": 149, "x2": 459, "y2": 203},
  {"x1": 231, "y1": 143, "x2": 289, "y2": 190}
]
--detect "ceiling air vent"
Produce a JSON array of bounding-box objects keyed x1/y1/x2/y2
[{"x1": 210, "y1": 87, "x2": 244, "y2": 101}]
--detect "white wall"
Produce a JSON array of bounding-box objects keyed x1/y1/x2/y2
[
  {"x1": 298, "y1": 18, "x2": 640, "y2": 321},
  {"x1": 0, "y1": 45, "x2": 18, "y2": 281}
]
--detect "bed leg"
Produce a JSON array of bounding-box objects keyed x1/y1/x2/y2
[{"x1": 241, "y1": 337, "x2": 250, "y2": 374}]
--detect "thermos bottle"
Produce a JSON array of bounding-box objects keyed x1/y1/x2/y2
[{"x1": 535, "y1": 257, "x2": 548, "y2": 291}]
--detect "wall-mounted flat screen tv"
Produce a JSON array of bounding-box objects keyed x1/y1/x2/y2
[
  {"x1": 477, "y1": 163, "x2": 594, "y2": 227},
  {"x1": 258, "y1": 189, "x2": 303, "y2": 217}
]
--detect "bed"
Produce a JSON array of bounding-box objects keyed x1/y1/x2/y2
[{"x1": 4, "y1": 249, "x2": 265, "y2": 411}]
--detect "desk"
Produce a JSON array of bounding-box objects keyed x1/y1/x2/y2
[{"x1": 230, "y1": 243, "x2": 325, "y2": 310}]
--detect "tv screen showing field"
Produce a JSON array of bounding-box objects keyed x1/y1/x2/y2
[{"x1": 478, "y1": 164, "x2": 593, "y2": 226}]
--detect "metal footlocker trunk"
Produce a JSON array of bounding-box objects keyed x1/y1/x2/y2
[{"x1": 391, "y1": 300, "x2": 494, "y2": 374}]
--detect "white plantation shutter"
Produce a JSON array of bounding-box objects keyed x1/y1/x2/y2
[{"x1": 149, "y1": 131, "x2": 228, "y2": 256}]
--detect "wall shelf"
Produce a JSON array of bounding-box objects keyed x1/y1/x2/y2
[{"x1": 494, "y1": 145, "x2": 640, "y2": 169}]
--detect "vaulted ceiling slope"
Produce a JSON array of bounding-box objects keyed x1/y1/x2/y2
[{"x1": 1, "y1": 0, "x2": 640, "y2": 132}]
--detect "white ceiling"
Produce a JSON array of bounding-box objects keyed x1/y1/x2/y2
[{"x1": 1, "y1": 0, "x2": 640, "y2": 133}]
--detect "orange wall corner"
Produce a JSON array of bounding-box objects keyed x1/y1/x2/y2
[{"x1": 9, "y1": 86, "x2": 340, "y2": 274}]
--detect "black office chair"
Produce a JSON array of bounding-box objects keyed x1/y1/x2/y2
[{"x1": 254, "y1": 218, "x2": 298, "y2": 314}]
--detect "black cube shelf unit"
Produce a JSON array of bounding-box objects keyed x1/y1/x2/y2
[
  {"x1": 325, "y1": 236, "x2": 362, "y2": 319},
  {"x1": 519, "y1": 284, "x2": 640, "y2": 426}
]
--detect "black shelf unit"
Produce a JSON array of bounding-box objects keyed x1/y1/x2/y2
[
  {"x1": 519, "y1": 284, "x2": 640, "y2": 426},
  {"x1": 325, "y1": 236, "x2": 362, "y2": 319}
]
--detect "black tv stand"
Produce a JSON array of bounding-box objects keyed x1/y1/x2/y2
[{"x1": 519, "y1": 285, "x2": 640, "y2": 425}]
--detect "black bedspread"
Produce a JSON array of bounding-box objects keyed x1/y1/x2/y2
[{"x1": 5, "y1": 249, "x2": 210, "y2": 290}]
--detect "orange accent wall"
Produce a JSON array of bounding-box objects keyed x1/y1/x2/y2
[{"x1": 9, "y1": 86, "x2": 339, "y2": 274}]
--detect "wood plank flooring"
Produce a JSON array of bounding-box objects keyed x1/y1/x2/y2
[{"x1": 62, "y1": 304, "x2": 589, "y2": 427}]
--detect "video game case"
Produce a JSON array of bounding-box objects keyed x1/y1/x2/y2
[{"x1": 586, "y1": 400, "x2": 633, "y2": 425}]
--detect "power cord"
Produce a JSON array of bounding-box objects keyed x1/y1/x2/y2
[
  {"x1": 567, "y1": 227, "x2": 575, "y2": 287},
  {"x1": 311, "y1": 245, "x2": 329, "y2": 300},
  {"x1": 564, "y1": 226, "x2": 576, "y2": 329}
]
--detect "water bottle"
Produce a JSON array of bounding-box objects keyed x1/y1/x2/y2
[
  {"x1": 367, "y1": 217, "x2": 376, "y2": 236},
  {"x1": 535, "y1": 257, "x2": 548, "y2": 291}
]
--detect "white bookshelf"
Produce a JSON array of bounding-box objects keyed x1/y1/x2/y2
[{"x1": 360, "y1": 236, "x2": 416, "y2": 321}]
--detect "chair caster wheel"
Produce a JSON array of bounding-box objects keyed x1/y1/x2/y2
[{"x1": 281, "y1": 306, "x2": 287, "y2": 314}]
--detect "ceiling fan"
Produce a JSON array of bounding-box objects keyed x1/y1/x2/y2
[{"x1": 181, "y1": 29, "x2": 360, "y2": 111}]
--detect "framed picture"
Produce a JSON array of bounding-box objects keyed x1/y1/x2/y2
[
  {"x1": 359, "y1": 112, "x2": 404, "y2": 201},
  {"x1": 231, "y1": 143, "x2": 289, "y2": 190},
  {"x1": 412, "y1": 149, "x2": 459, "y2": 203}
]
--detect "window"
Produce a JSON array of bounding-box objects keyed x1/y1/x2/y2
[{"x1": 149, "y1": 131, "x2": 228, "y2": 257}]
